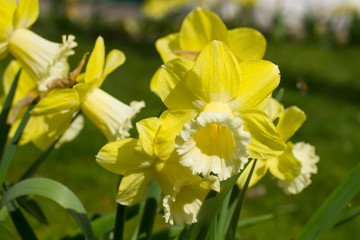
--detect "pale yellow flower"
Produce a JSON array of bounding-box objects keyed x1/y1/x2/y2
[
  {"x1": 96, "y1": 117, "x2": 219, "y2": 225},
  {"x1": 0, "y1": 0, "x2": 77, "y2": 92},
  {"x1": 32, "y1": 36, "x2": 144, "y2": 142}
]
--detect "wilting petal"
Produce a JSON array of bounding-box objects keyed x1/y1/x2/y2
[
  {"x1": 232, "y1": 60, "x2": 280, "y2": 110},
  {"x1": 135, "y1": 117, "x2": 163, "y2": 157},
  {"x1": 13, "y1": 0, "x2": 39, "y2": 29},
  {"x1": 175, "y1": 111, "x2": 250, "y2": 180},
  {"x1": 102, "y1": 49, "x2": 125, "y2": 81},
  {"x1": 277, "y1": 106, "x2": 306, "y2": 141},
  {"x1": 32, "y1": 88, "x2": 80, "y2": 115},
  {"x1": 179, "y1": 8, "x2": 228, "y2": 51},
  {"x1": 155, "y1": 33, "x2": 180, "y2": 63},
  {"x1": 238, "y1": 108, "x2": 286, "y2": 159},
  {"x1": 186, "y1": 41, "x2": 242, "y2": 104},
  {"x1": 96, "y1": 138, "x2": 152, "y2": 175},
  {"x1": 81, "y1": 87, "x2": 144, "y2": 142},
  {"x1": 116, "y1": 170, "x2": 153, "y2": 205},
  {"x1": 237, "y1": 159, "x2": 268, "y2": 189},
  {"x1": 84, "y1": 36, "x2": 105, "y2": 84},
  {"x1": 227, "y1": 28, "x2": 266, "y2": 62},
  {"x1": 157, "y1": 58, "x2": 198, "y2": 110},
  {"x1": 154, "y1": 109, "x2": 197, "y2": 160}
]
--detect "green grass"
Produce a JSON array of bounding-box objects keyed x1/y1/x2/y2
[{"x1": 2, "y1": 21, "x2": 360, "y2": 239}]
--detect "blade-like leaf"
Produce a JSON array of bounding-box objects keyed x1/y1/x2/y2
[
  {"x1": 334, "y1": 205, "x2": 360, "y2": 228},
  {"x1": 179, "y1": 160, "x2": 252, "y2": 240},
  {"x1": 0, "y1": 102, "x2": 35, "y2": 188},
  {"x1": 226, "y1": 159, "x2": 257, "y2": 240},
  {"x1": 18, "y1": 196, "x2": 48, "y2": 225},
  {"x1": 64, "y1": 204, "x2": 140, "y2": 240},
  {"x1": 297, "y1": 161, "x2": 360, "y2": 240},
  {"x1": 0, "y1": 178, "x2": 95, "y2": 240},
  {"x1": 0, "y1": 69, "x2": 21, "y2": 158},
  {"x1": 0, "y1": 223, "x2": 18, "y2": 240},
  {"x1": 237, "y1": 213, "x2": 274, "y2": 229}
]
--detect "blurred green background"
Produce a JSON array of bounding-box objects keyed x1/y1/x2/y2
[{"x1": 1, "y1": 0, "x2": 360, "y2": 239}]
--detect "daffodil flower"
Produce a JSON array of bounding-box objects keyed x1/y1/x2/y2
[
  {"x1": 32, "y1": 36, "x2": 144, "y2": 142},
  {"x1": 96, "y1": 117, "x2": 219, "y2": 225},
  {"x1": 154, "y1": 41, "x2": 285, "y2": 181},
  {"x1": 237, "y1": 98, "x2": 320, "y2": 194},
  {"x1": 0, "y1": 0, "x2": 77, "y2": 92},
  {"x1": 1, "y1": 60, "x2": 84, "y2": 150},
  {"x1": 142, "y1": 0, "x2": 189, "y2": 20},
  {"x1": 151, "y1": 8, "x2": 266, "y2": 95}
]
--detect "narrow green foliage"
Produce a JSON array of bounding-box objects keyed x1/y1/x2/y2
[
  {"x1": 0, "y1": 223, "x2": 18, "y2": 240},
  {"x1": 114, "y1": 203, "x2": 126, "y2": 240},
  {"x1": 0, "y1": 102, "x2": 35, "y2": 187},
  {"x1": 0, "y1": 178, "x2": 95, "y2": 240},
  {"x1": 237, "y1": 213, "x2": 274, "y2": 229},
  {"x1": 0, "y1": 69, "x2": 21, "y2": 158},
  {"x1": 334, "y1": 205, "x2": 360, "y2": 228},
  {"x1": 179, "y1": 160, "x2": 253, "y2": 240},
  {"x1": 226, "y1": 159, "x2": 257, "y2": 240},
  {"x1": 297, "y1": 161, "x2": 360, "y2": 240},
  {"x1": 17, "y1": 197, "x2": 48, "y2": 225}
]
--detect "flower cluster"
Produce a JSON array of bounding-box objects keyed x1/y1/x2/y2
[
  {"x1": 96, "y1": 8, "x2": 319, "y2": 225},
  {"x1": 1, "y1": 0, "x2": 144, "y2": 149}
]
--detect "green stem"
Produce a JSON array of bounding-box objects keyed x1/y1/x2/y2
[
  {"x1": 0, "y1": 102, "x2": 36, "y2": 188},
  {"x1": 225, "y1": 159, "x2": 257, "y2": 240},
  {"x1": 113, "y1": 203, "x2": 126, "y2": 240},
  {"x1": 0, "y1": 69, "x2": 21, "y2": 158}
]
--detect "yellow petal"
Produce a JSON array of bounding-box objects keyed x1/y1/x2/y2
[
  {"x1": 268, "y1": 142, "x2": 301, "y2": 181},
  {"x1": 277, "y1": 106, "x2": 306, "y2": 141},
  {"x1": 179, "y1": 8, "x2": 228, "y2": 51},
  {"x1": 227, "y1": 28, "x2": 266, "y2": 62},
  {"x1": 233, "y1": 60, "x2": 280, "y2": 110},
  {"x1": 0, "y1": 0, "x2": 16, "y2": 47},
  {"x1": 3, "y1": 61, "x2": 36, "y2": 102},
  {"x1": 239, "y1": 108, "x2": 286, "y2": 159},
  {"x1": 84, "y1": 36, "x2": 105, "y2": 84},
  {"x1": 32, "y1": 88, "x2": 80, "y2": 115},
  {"x1": 13, "y1": 0, "x2": 39, "y2": 29},
  {"x1": 116, "y1": 170, "x2": 153, "y2": 205},
  {"x1": 157, "y1": 58, "x2": 198, "y2": 110},
  {"x1": 154, "y1": 109, "x2": 197, "y2": 160},
  {"x1": 102, "y1": 49, "x2": 125, "y2": 80},
  {"x1": 149, "y1": 67, "x2": 161, "y2": 97},
  {"x1": 264, "y1": 98, "x2": 284, "y2": 121},
  {"x1": 155, "y1": 33, "x2": 180, "y2": 63},
  {"x1": 135, "y1": 117, "x2": 163, "y2": 157},
  {"x1": 96, "y1": 138, "x2": 153, "y2": 175},
  {"x1": 81, "y1": 88, "x2": 144, "y2": 141},
  {"x1": 237, "y1": 159, "x2": 268, "y2": 189},
  {"x1": 186, "y1": 41, "x2": 242, "y2": 103}
]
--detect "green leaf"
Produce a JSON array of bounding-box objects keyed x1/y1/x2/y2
[
  {"x1": 0, "y1": 223, "x2": 18, "y2": 240},
  {"x1": 114, "y1": 203, "x2": 126, "y2": 240},
  {"x1": 179, "y1": 161, "x2": 253, "y2": 240},
  {"x1": 226, "y1": 159, "x2": 257, "y2": 240},
  {"x1": 0, "y1": 178, "x2": 95, "y2": 240},
  {"x1": 0, "y1": 69, "x2": 21, "y2": 158},
  {"x1": 17, "y1": 196, "x2": 48, "y2": 225},
  {"x1": 237, "y1": 213, "x2": 274, "y2": 229},
  {"x1": 0, "y1": 102, "x2": 35, "y2": 188},
  {"x1": 334, "y1": 205, "x2": 360, "y2": 228},
  {"x1": 297, "y1": 161, "x2": 360, "y2": 240},
  {"x1": 64, "y1": 204, "x2": 140, "y2": 239},
  {"x1": 148, "y1": 226, "x2": 183, "y2": 240}
]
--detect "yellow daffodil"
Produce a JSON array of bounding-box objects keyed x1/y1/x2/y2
[
  {"x1": 0, "y1": 0, "x2": 77, "y2": 92},
  {"x1": 32, "y1": 36, "x2": 144, "y2": 142},
  {"x1": 1, "y1": 60, "x2": 84, "y2": 150},
  {"x1": 96, "y1": 116, "x2": 219, "y2": 225},
  {"x1": 154, "y1": 41, "x2": 285, "y2": 181},
  {"x1": 237, "y1": 98, "x2": 320, "y2": 194},
  {"x1": 151, "y1": 8, "x2": 266, "y2": 95}
]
